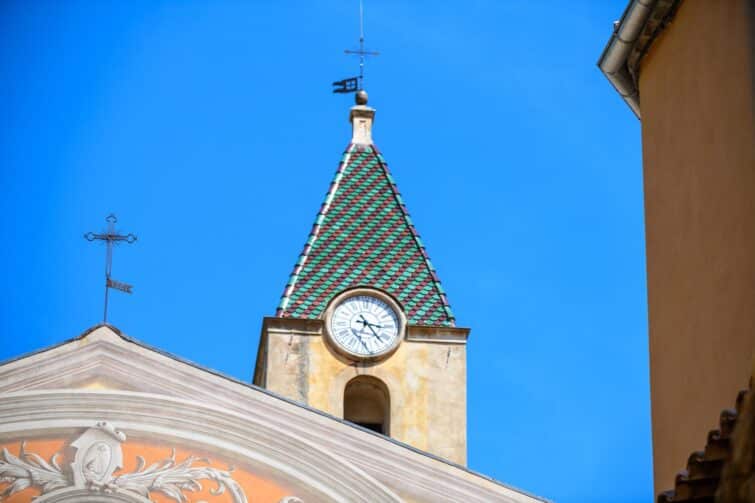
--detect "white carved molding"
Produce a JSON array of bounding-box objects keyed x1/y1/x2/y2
[{"x1": 0, "y1": 392, "x2": 401, "y2": 503}]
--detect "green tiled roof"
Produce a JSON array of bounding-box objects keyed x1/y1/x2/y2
[{"x1": 276, "y1": 143, "x2": 454, "y2": 326}]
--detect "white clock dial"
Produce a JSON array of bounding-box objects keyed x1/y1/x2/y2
[{"x1": 329, "y1": 294, "x2": 400, "y2": 358}]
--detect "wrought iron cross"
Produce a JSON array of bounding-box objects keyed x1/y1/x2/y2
[
  {"x1": 84, "y1": 214, "x2": 137, "y2": 323},
  {"x1": 333, "y1": 0, "x2": 379, "y2": 94}
]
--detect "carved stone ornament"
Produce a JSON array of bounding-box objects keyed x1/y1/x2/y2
[{"x1": 0, "y1": 421, "x2": 302, "y2": 503}]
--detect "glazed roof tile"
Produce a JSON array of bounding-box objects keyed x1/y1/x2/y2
[{"x1": 276, "y1": 143, "x2": 454, "y2": 326}]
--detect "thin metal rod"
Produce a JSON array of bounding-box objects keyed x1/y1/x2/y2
[
  {"x1": 103, "y1": 239, "x2": 111, "y2": 323},
  {"x1": 359, "y1": 0, "x2": 364, "y2": 43},
  {"x1": 103, "y1": 217, "x2": 115, "y2": 323},
  {"x1": 359, "y1": 0, "x2": 365, "y2": 84},
  {"x1": 339, "y1": 0, "x2": 378, "y2": 92}
]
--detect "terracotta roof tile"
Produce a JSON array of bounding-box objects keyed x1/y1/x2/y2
[{"x1": 658, "y1": 384, "x2": 752, "y2": 503}]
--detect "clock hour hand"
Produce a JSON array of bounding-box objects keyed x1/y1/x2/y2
[
  {"x1": 357, "y1": 314, "x2": 382, "y2": 329},
  {"x1": 358, "y1": 318, "x2": 383, "y2": 329}
]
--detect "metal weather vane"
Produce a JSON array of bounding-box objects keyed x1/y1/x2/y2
[
  {"x1": 84, "y1": 214, "x2": 137, "y2": 323},
  {"x1": 332, "y1": 0, "x2": 379, "y2": 94}
]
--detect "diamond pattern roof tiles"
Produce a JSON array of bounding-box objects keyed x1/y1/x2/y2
[{"x1": 276, "y1": 143, "x2": 455, "y2": 326}]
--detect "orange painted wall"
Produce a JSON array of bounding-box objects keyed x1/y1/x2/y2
[
  {"x1": 638, "y1": 0, "x2": 755, "y2": 495},
  {"x1": 0, "y1": 438, "x2": 292, "y2": 503}
]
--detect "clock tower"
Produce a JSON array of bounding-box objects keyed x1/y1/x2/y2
[{"x1": 253, "y1": 91, "x2": 469, "y2": 465}]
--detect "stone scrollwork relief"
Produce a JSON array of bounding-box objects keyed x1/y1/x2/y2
[
  {"x1": 0, "y1": 422, "x2": 303, "y2": 503},
  {"x1": 0, "y1": 442, "x2": 68, "y2": 497}
]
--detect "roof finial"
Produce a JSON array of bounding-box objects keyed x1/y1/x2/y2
[{"x1": 355, "y1": 89, "x2": 368, "y2": 105}]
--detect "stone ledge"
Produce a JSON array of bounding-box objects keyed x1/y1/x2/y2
[
  {"x1": 406, "y1": 325, "x2": 470, "y2": 344},
  {"x1": 262, "y1": 317, "x2": 324, "y2": 336}
]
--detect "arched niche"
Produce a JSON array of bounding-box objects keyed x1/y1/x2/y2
[{"x1": 343, "y1": 376, "x2": 390, "y2": 435}]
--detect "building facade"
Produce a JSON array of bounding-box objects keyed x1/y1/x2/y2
[{"x1": 599, "y1": 0, "x2": 755, "y2": 499}]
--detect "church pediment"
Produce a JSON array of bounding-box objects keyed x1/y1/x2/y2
[
  {"x1": 0, "y1": 326, "x2": 544, "y2": 503},
  {"x1": 0, "y1": 325, "x2": 238, "y2": 397}
]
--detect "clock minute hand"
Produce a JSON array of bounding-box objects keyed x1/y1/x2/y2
[{"x1": 365, "y1": 323, "x2": 383, "y2": 341}]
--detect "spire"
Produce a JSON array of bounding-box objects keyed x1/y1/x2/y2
[
  {"x1": 276, "y1": 107, "x2": 455, "y2": 327},
  {"x1": 280, "y1": 2, "x2": 452, "y2": 327}
]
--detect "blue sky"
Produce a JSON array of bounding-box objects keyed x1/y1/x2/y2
[{"x1": 0, "y1": 1, "x2": 649, "y2": 501}]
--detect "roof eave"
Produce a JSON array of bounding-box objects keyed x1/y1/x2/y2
[
  {"x1": 598, "y1": 0, "x2": 686, "y2": 119},
  {"x1": 597, "y1": 0, "x2": 655, "y2": 119}
]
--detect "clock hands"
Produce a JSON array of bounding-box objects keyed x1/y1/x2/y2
[
  {"x1": 331, "y1": 296, "x2": 400, "y2": 357},
  {"x1": 357, "y1": 315, "x2": 383, "y2": 341},
  {"x1": 364, "y1": 322, "x2": 382, "y2": 341}
]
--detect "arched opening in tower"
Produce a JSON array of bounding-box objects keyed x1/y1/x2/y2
[{"x1": 343, "y1": 375, "x2": 390, "y2": 436}]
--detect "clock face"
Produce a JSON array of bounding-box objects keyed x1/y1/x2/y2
[{"x1": 329, "y1": 294, "x2": 401, "y2": 358}]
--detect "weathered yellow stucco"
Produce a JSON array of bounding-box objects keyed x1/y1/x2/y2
[
  {"x1": 256, "y1": 317, "x2": 468, "y2": 465},
  {"x1": 637, "y1": 0, "x2": 755, "y2": 495}
]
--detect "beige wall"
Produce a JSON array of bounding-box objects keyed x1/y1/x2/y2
[
  {"x1": 257, "y1": 317, "x2": 468, "y2": 465},
  {"x1": 638, "y1": 0, "x2": 755, "y2": 495}
]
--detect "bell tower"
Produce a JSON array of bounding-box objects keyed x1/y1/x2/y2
[{"x1": 253, "y1": 92, "x2": 469, "y2": 465}]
